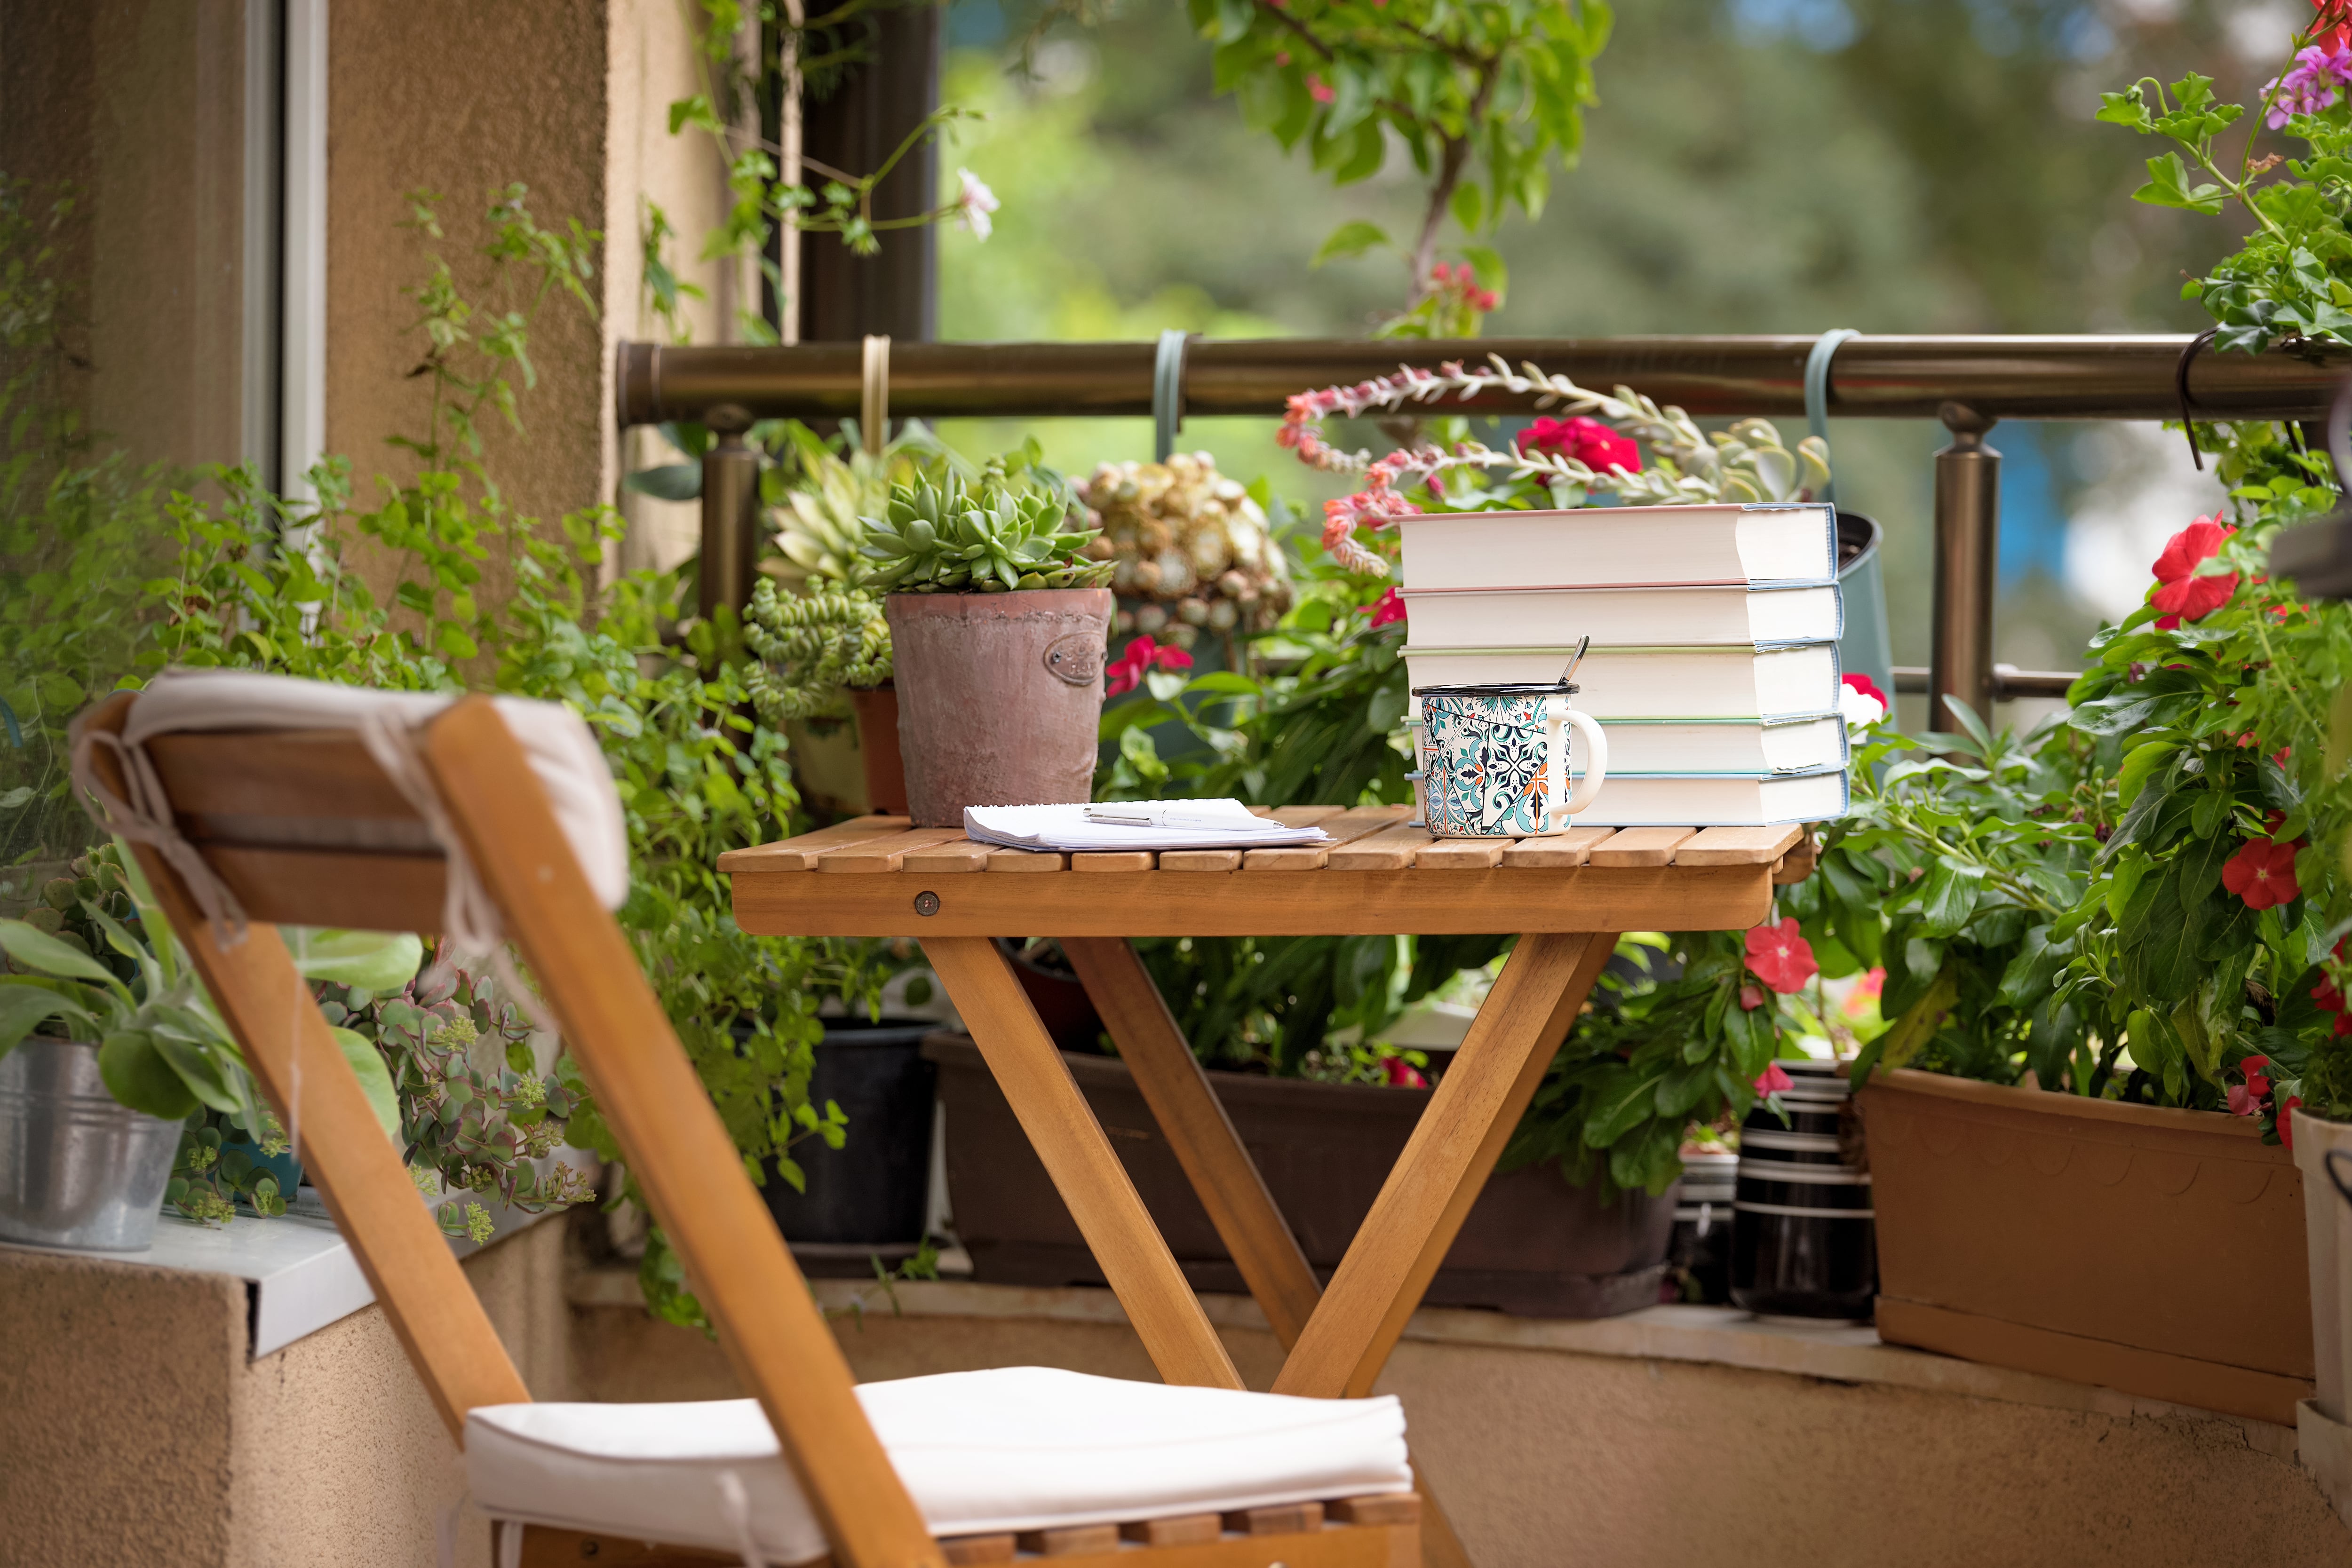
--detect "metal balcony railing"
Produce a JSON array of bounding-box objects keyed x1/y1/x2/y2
[{"x1": 613, "y1": 334, "x2": 2352, "y2": 724}]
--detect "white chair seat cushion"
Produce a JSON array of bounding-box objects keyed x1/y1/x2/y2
[
  {"x1": 465, "y1": 1366, "x2": 1413, "y2": 1563},
  {"x1": 124, "y1": 668, "x2": 628, "y2": 909}
]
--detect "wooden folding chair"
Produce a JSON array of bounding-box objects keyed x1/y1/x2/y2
[{"x1": 73, "y1": 680, "x2": 1421, "y2": 1568}]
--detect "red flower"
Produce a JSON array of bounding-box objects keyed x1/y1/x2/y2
[
  {"x1": 1754, "y1": 1061, "x2": 1794, "y2": 1096},
  {"x1": 2282, "y1": 1095, "x2": 2305, "y2": 1148},
  {"x1": 2317, "y1": 975, "x2": 2344, "y2": 1013},
  {"x1": 1745, "y1": 917, "x2": 1819, "y2": 994},
  {"x1": 2243, "y1": 1055, "x2": 2273, "y2": 1100},
  {"x1": 1379, "y1": 1055, "x2": 1427, "y2": 1089},
  {"x1": 2229, "y1": 1085, "x2": 2261, "y2": 1117},
  {"x1": 2318, "y1": 0, "x2": 2352, "y2": 52},
  {"x1": 1739, "y1": 983, "x2": 1765, "y2": 1011},
  {"x1": 2150, "y1": 515, "x2": 2239, "y2": 629},
  {"x1": 1104, "y1": 634, "x2": 1192, "y2": 698},
  {"x1": 1307, "y1": 73, "x2": 1335, "y2": 104},
  {"x1": 1365, "y1": 587, "x2": 1406, "y2": 628},
  {"x1": 2220, "y1": 838, "x2": 2301, "y2": 910},
  {"x1": 1520, "y1": 415, "x2": 1643, "y2": 476},
  {"x1": 1842, "y1": 672, "x2": 1888, "y2": 708}
]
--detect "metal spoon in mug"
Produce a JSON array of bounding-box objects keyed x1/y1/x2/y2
[{"x1": 1558, "y1": 634, "x2": 1592, "y2": 689}]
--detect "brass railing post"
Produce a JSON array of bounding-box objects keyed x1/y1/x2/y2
[
  {"x1": 699, "y1": 403, "x2": 760, "y2": 621},
  {"x1": 1930, "y1": 402, "x2": 2000, "y2": 731}
]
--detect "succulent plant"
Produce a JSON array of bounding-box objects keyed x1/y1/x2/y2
[
  {"x1": 1080, "y1": 452, "x2": 1294, "y2": 647},
  {"x1": 768, "y1": 440, "x2": 892, "y2": 589},
  {"x1": 743, "y1": 578, "x2": 893, "y2": 725},
  {"x1": 858, "y1": 472, "x2": 1115, "y2": 594},
  {"x1": 328, "y1": 938, "x2": 594, "y2": 1238}
]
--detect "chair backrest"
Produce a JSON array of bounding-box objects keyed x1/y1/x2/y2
[{"x1": 76, "y1": 686, "x2": 946, "y2": 1568}]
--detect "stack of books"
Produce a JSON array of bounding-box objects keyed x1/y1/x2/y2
[{"x1": 1399, "y1": 502, "x2": 1850, "y2": 827}]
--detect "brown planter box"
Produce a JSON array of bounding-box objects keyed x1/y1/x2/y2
[
  {"x1": 927, "y1": 1034, "x2": 1673, "y2": 1317},
  {"x1": 1861, "y1": 1068, "x2": 2313, "y2": 1425}
]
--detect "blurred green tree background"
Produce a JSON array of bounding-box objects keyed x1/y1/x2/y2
[{"x1": 932, "y1": 0, "x2": 2288, "y2": 709}]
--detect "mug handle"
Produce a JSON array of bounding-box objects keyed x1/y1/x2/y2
[{"x1": 1559, "y1": 707, "x2": 1608, "y2": 820}]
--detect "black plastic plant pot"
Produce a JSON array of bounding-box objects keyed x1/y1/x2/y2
[
  {"x1": 1729, "y1": 1057, "x2": 1878, "y2": 1321},
  {"x1": 762, "y1": 1018, "x2": 937, "y2": 1253}
]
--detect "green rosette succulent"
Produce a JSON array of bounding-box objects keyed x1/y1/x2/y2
[{"x1": 858, "y1": 475, "x2": 1115, "y2": 594}]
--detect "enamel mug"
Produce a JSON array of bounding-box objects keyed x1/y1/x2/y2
[{"x1": 1410, "y1": 682, "x2": 1609, "y2": 839}]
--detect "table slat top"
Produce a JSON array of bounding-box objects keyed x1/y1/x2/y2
[{"x1": 722, "y1": 812, "x2": 1810, "y2": 937}]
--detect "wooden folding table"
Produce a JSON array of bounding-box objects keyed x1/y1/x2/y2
[{"x1": 725, "y1": 805, "x2": 1809, "y2": 1564}]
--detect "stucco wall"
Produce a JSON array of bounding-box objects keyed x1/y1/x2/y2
[{"x1": 0, "y1": 1218, "x2": 570, "y2": 1568}]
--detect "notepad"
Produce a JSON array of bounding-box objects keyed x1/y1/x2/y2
[{"x1": 963, "y1": 801, "x2": 1333, "y2": 853}]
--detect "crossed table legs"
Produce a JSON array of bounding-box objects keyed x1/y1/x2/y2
[{"x1": 919, "y1": 931, "x2": 1621, "y2": 1568}]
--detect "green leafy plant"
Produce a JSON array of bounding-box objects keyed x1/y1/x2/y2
[
  {"x1": 1188, "y1": 0, "x2": 1611, "y2": 323},
  {"x1": 859, "y1": 457, "x2": 1114, "y2": 594}
]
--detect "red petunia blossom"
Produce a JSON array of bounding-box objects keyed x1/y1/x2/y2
[
  {"x1": 1379, "y1": 1055, "x2": 1427, "y2": 1089},
  {"x1": 1842, "y1": 672, "x2": 1888, "y2": 708},
  {"x1": 2150, "y1": 515, "x2": 2240, "y2": 630},
  {"x1": 1520, "y1": 415, "x2": 1642, "y2": 476},
  {"x1": 1365, "y1": 586, "x2": 1406, "y2": 628},
  {"x1": 2282, "y1": 1095, "x2": 2306, "y2": 1148},
  {"x1": 1745, "y1": 917, "x2": 1819, "y2": 993},
  {"x1": 2221, "y1": 838, "x2": 2301, "y2": 910},
  {"x1": 1754, "y1": 1061, "x2": 1795, "y2": 1097},
  {"x1": 2243, "y1": 1055, "x2": 2274, "y2": 1100},
  {"x1": 1104, "y1": 634, "x2": 1192, "y2": 698}
]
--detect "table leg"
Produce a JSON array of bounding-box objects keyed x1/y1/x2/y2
[
  {"x1": 1059, "y1": 937, "x2": 1323, "y2": 1347},
  {"x1": 1273, "y1": 931, "x2": 1619, "y2": 1400},
  {"x1": 1059, "y1": 937, "x2": 1485, "y2": 1568},
  {"x1": 920, "y1": 936, "x2": 1243, "y2": 1391}
]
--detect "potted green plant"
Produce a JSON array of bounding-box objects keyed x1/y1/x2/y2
[
  {"x1": 0, "y1": 844, "x2": 414, "y2": 1247},
  {"x1": 856, "y1": 446, "x2": 1116, "y2": 827}
]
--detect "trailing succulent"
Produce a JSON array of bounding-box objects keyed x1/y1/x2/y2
[
  {"x1": 859, "y1": 472, "x2": 1114, "y2": 594},
  {"x1": 742, "y1": 577, "x2": 892, "y2": 724},
  {"x1": 322, "y1": 941, "x2": 593, "y2": 1242}
]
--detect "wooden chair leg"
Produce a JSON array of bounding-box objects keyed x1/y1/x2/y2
[
  {"x1": 1059, "y1": 939, "x2": 1478, "y2": 1568},
  {"x1": 1273, "y1": 931, "x2": 1616, "y2": 1401},
  {"x1": 425, "y1": 700, "x2": 945, "y2": 1568},
  {"x1": 922, "y1": 935, "x2": 1243, "y2": 1391}
]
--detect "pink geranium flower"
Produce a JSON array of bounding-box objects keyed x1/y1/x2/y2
[{"x1": 1104, "y1": 634, "x2": 1192, "y2": 698}]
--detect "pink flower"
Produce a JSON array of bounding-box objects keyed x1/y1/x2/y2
[
  {"x1": 1365, "y1": 587, "x2": 1406, "y2": 628},
  {"x1": 1754, "y1": 1061, "x2": 1794, "y2": 1096},
  {"x1": 2229, "y1": 1084, "x2": 2261, "y2": 1117},
  {"x1": 1739, "y1": 983, "x2": 1765, "y2": 1012},
  {"x1": 1842, "y1": 672, "x2": 1887, "y2": 708},
  {"x1": 2221, "y1": 839, "x2": 2300, "y2": 911},
  {"x1": 2150, "y1": 516, "x2": 2239, "y2": 630},
  {"x1": 1520, "y1": 415, "x2": 1642, "y2": 476},
  {"x1": 2265, "y1": 43, "x2": 2352, "y2": 126},
  {"x1": 1104, "y1": 634, "x2": 1192, "y2": 698},
  {"x1": 1308, "y1": 74, "x2": 1335, "y2": 104},
  {"x1": 1380, "y1": 1055, "x2": 1427, "y2": 1089},
  {"x1": 1745, "y1": 918, "x2": 1819, "y2": 994},
  {"x1": 2242, "y1": 1055, "x2": 2274, "y2": 1100}
]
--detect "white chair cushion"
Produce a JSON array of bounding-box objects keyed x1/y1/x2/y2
[
  {"x1": 465, "y1": 1366, "x2": 1413, "y2": 1563},
  {"x1": 124, "y1": 669, "x2": 628, "y2": 910}
]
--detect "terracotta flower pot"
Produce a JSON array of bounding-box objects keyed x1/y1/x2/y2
[
  {"x1": 846, "y1": 682, "x2": 909, "y2": 816},
  {"x1": 883, "y1": 589, "x2": 1112, "y2": 828},
  {"x1": 1861, "y1": 1068, "x2": 2311, "y2": 1425}
]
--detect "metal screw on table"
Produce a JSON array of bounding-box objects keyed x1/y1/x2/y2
[{"x1": 914, "y1": 890, "x2": 940, "y2": 916}]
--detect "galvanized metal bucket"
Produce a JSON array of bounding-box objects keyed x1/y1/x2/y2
[{"x1": 0, "y1": 1040, "x2": 182, "y2": 1251}]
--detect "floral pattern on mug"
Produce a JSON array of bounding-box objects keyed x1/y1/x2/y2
[{"x1": 1420, "y1": 689, "x2": 1565, "y2": 836}]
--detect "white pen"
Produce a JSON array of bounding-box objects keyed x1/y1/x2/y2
[{"x1": 1083, "y1": 804, "x2": 1278, "y2": 832}]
